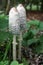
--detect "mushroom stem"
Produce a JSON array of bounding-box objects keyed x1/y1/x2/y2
[
  {"x1": 13, "y1": 35, "x2": 16, "y2": 60},
  {"x1": 18, "y1": 32, "x2": 22, "y2": 60}
]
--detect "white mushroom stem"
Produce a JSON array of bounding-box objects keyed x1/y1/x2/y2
[
  {"x1": 18, "y1": 32, "x2": 22, "y2": 60},
  {"x1": 13, "y1": 35, "x2": 17, "y2": 60}
]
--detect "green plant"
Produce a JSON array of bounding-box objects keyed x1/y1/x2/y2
[
  {"x1": 10, "y1": 61, "x2": 23, "y2": 65},
  {"x1": 0, "y1": 14, "x2": 43, "y2": 65},
  {"x1": 0, "y1": 14, "x2": 13, "y2": 61},
  {"x1": 0, "y1": 61, "x2": 9, "y2": 65},
  {"x1": 22, "y1": 20, "x2": 43, "y2": 54}
]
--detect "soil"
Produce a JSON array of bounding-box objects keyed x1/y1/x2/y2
[{"x1": 26, "y1": 10, "x2": 43, "y2": 21}]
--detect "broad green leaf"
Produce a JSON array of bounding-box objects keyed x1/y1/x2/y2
[
  {"x1": 10, "y1": 61, "x2": 18, "y2": 65},
  {"x1": 28, "y1": 20, "x2": 40, "y2": 26},
  {"x1": 27, "y1": 38, "x2": 39, "y2": 46},
  {"x1": 19, "y1": 63, "x2": 23, "y2": 65}
]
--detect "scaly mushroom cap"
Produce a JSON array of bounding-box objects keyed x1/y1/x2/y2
[
  {"x1": 17, "y1": 4, "x2": 27, "y2": 31},
  {"x1": 9, "y1": 7, "x2": 20, "y2": 35}
]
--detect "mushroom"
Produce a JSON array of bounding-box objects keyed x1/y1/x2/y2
[
  {"x1": 9, "y1": 7, "x2": 20, "y2": 60},
  {"x1": 17, "y1": 4, "x2": 27, "y2": 60}
]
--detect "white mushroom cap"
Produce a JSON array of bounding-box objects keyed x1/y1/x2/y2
[
  {"x1": 17, "y1": 4, "x2": 27, "y2": 31},
  {"x1": 17, "y1": 4, "x2": 26, "y2": 17},
  {"x1": 9, "y1": 7, "x2": 20, "y2": 35}
]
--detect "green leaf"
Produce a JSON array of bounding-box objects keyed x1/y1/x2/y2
[
  {"x1": 10, "y1": 61, "x2": 19, "y2": 65},
  {"x1": 28, "y1": 20, "x2": 40, "y2": 26},
  {"x1": 27, "y1": 38, "x2": 39, "y2": 46},
  {"x1": 30, "y1": 29, "x2": 39, "y2": 35},
  {"x1": 19, "y1": 63, "x2": 23, "y2": 65},
  {"x1": 0, "y1": 61, "x2": 9, "y2": 65}
]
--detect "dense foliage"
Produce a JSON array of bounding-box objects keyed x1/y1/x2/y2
[
  {"x1": 0, "y1": 14, "x2": 43, "y2": 65},
  {"x1": 22, "y1": 20, "x2": 43, "y2": 54}
]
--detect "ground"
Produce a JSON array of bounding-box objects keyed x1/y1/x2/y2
[{"x1": 26, "y1": 10, "x2": 43, "y2": 21}]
